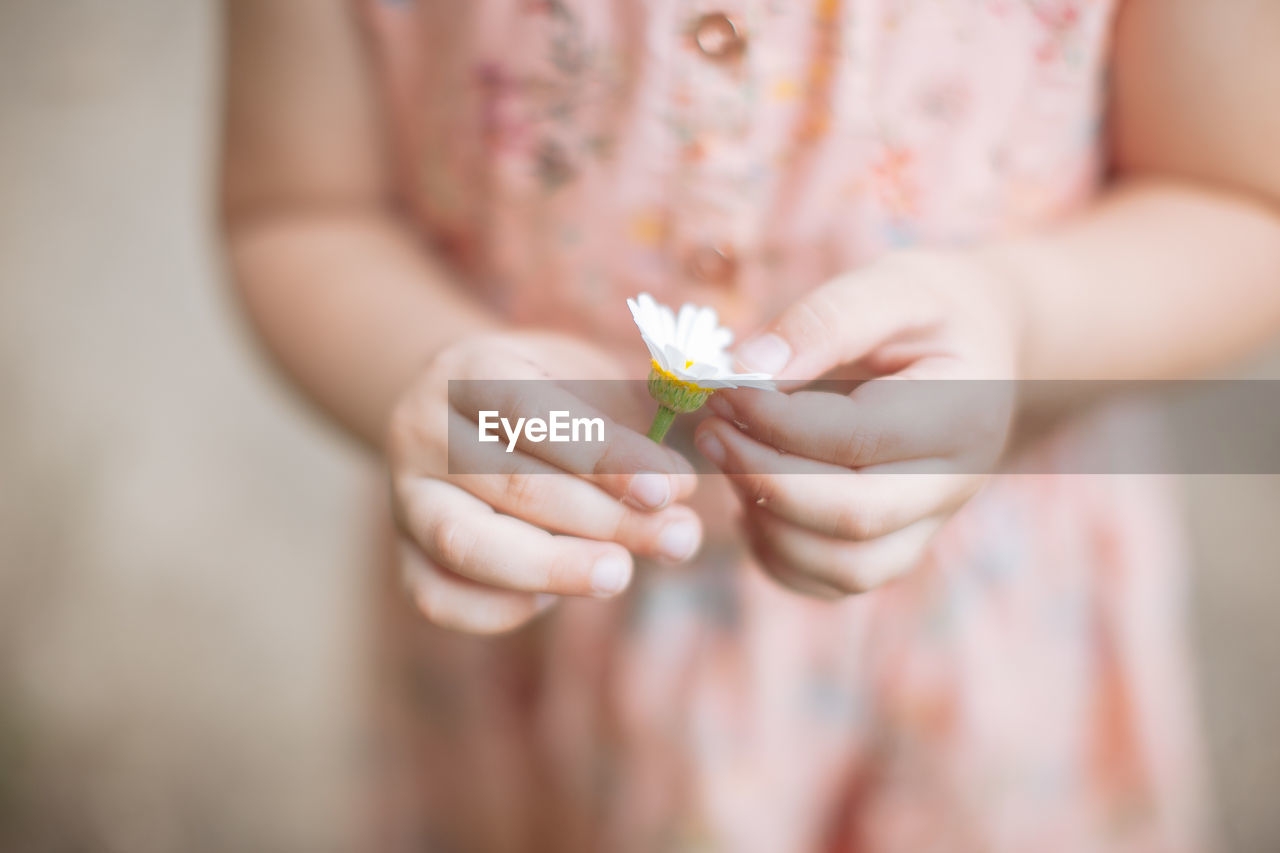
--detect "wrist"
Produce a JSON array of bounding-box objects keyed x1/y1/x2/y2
[{"x1": 965, "y1": 246, "x2": 1033, "y2": 380}]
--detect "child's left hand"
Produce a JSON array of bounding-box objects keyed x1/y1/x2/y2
[{"x1": 694, "y1": 250, "x2": 1021, "y2": 598}]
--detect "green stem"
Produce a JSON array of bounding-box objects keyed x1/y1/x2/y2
[{"x1": 646, "y1": 406, "x2": 678, "y2": 443}]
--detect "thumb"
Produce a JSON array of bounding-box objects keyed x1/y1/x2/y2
[{"x1": 732, "y1": 268, "x2": 923, "y2": 381}]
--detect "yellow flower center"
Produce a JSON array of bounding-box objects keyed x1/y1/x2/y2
[{"x1": 651, "y1": 359, "x2": 711, "y2": 392}]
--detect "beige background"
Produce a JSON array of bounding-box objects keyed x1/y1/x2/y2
[{"x1": 1, "y1": 1, "x2": 1277, "y2": 850}]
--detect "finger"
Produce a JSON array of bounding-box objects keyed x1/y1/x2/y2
[
  {"x1": 744, "y1": 526, "x2": 848, "y2": 600},
  {"x1": 396, "y1": 477, "x2": 636, "y2": 597},
  {"x1": 448, "y1": 411, "x2": 703, "y2": 562},
  {"x1": 448, "y1": 371, "x2": 696, "y2": 509},
  {"x1": 709, "y1": 371, "x2": 1011, "y2": 468},
  {"x1": 730, "y1": 261, "x2": 933, "y2": 381},
  {"x1": 399, "y1": 538, "x2": 555, "y2": 635},
  {"x1": 743, "y1": 506, "x2": 942, "y2": 596},
  {"x1": 707, "y1": 380, "x2": 964, "y2": 468},
  {"x1": 694, "y1": 416, "x2": 980, "y2": 540}
]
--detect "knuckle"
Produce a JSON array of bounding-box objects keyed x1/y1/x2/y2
[
  {"x1": 539, "y1": 543, "x2": 587, "y2": 592},
  {"x1": 431, "y1": 514, "x2": 474, "y2": 569},
  {"x1": 831, "y1": 501, "x2": 881, "y2": 541},
  {"x1": 386, "y1": 401, "x2": 423, "y2": 459},
  {"x1": 606, "y1": 506, "x2": 634, "y2": 546},
  {"x1": 789, "y1": 294, "x2": 841, "y2": 353},
  {"x1": 728, "y1": 391, "x2": 764, "y2": 425},
  {"x1": 741, "y1": 473, "x2": 778, "y2": 507},
  {"x1": 387, "y1": 401, "x2": 446, "y2": 473},
  {"x1": 503, "y1": 380, "x2": 555, "y2": 425},
  {"x1": 504, "y1": 385, "x2": 535, "y2": 419},
  {"x1": 501, "y1": 469, "x2": 543, "y2": 513},
  {"x1": 587, "y1": 438, "x2": 617, "y2": 479},
  {"x1": 755, "y1": 412, "x2": 792, "y2": 451},
  {"x1": 839, "y1": 427, "x2": 870, "y2": 468},
  {"x1": 433, "y1": 341, "x2": 469, "y2": 375},
  {"x1": 838, "y1": 427, "x2": 882, "y2": 468}
]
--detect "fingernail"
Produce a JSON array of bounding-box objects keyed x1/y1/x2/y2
[
  {"x1": 626, "y1": 471, "x2": 670, "y2": 510},
  {"x1": 535, "y1": 593, "x2": 558, "y2": 611},
  {"x1": 657, "y1": 519, "x2": 701, "y2": 562},
  {"x1": 735, "y1": 333, "x2": 791, "y2": 374},
  {"x1": 696, "y1": 431, "x2": 726, "y2": 467},
  {"x1": 590, "y1": 552, "x2": 632, "y2": 596}
]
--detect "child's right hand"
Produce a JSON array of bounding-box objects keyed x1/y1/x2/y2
[{"x1": 386, "y1": 331, "x2": 702, "y2": 634}]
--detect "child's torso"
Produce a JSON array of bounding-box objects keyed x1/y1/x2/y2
[{"x1": 361, "y1": 0, "x2": 1115, "y2": 348}]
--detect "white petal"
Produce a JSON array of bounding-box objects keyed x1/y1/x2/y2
[
  {"x1": 627, "y1": 299, "x2": 663, "y2": 361},
  {"x1": 628, "y1": 293, "x2": 774, "y2": 388},
  {"x1": 627, "y1": 295, "x2": 654, "y2": 337},
  {"x1": 657, "y1": 304, "x2": 676, "y2": 348},
  {"x1": 689, "y1": 306, "x2": 716, "y2": 351},
  {"x1": 731, "y1": 373, "x2": 776, "y2": 389},
  {"x1": 685, "y1": 361, "x2": 721, "y2": 379},
  {"x1": 674, "y1": 304, "x2": 698, "y2": 352},
  {"x1": 640, "y1": 334, "x2": 665, "y2": 364},
  {"x1": 660, "y1": 342, "x2": 687, "y2": 374},
  {"x1": 646, "y1": 299, "x2": 667, "y2": 342}
]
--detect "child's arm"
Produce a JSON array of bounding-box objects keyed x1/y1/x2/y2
[
  {"x1": 727, "y1": 0, "x2": 1280, "y2": 387},
  {"x1": 992, "y1": 0, "x2": 1280, "y2": 382},
  {"x1": 220, "y1": 0, "x2": 497, "y2": 447},
  {"x1": 221, "y1": 1, "x2": 701, "y2": 633},
  {"x1": 697, "y1": 0, "x2": 1280, "y2": 597}
]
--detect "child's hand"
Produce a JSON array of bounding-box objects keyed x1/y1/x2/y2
[
  {"x1": 694, "y1": 251, "x2": 1020, "y2": 598},
  {"x1": 388, "y1": 331, "x2": 701, "y2": 634}
]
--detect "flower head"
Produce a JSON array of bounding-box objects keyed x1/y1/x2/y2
[
  {"x1": 627, "y1": 293, "x2": 774, "y2": 392},
  {"x1": 627, "y1": 293, "x2": 773, "y2": 442}
]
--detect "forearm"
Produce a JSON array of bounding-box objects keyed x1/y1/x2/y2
[
  {"x1": 224, "y1": 206, "x2": 499, "y2": 449},
  {"x1": 982, "y1": 177, "x2": 1280, "y2": 381}
]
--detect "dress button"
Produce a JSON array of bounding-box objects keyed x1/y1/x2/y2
[
  {"x1": 692, "y1": 12, "x2": 746, "y2": 61},
  {"x1": 686, "y1": 243, "x2": 738, "y2": 286}
]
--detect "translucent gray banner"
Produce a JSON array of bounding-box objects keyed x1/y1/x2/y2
[{"x1": 446, "y1": 379, "x2": 1280, "y2": 475}]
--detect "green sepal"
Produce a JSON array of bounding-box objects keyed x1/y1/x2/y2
[{"x1": 647, "y1": 368, "x2": 711, "y2": 413}]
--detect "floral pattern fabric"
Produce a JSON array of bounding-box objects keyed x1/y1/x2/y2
[{"x1": 358, "y1": 1, "x2": 1208, "y2": 850}]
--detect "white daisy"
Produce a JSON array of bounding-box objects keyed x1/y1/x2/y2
[
  {"x1": 627, "y1": 293, "x2": 774, "y2": 442},
  {"x1": 627, "y1": 293, "x2": 774, "y2": 391}
]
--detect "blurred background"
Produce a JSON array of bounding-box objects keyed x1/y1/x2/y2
[{"x1": 0, "y1": 1, "x2": 1277, "y2": 851}]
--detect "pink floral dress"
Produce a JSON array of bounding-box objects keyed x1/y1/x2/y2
[{"x1": 358, "y1": 1, "x2": 1208, "y2": 850}]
